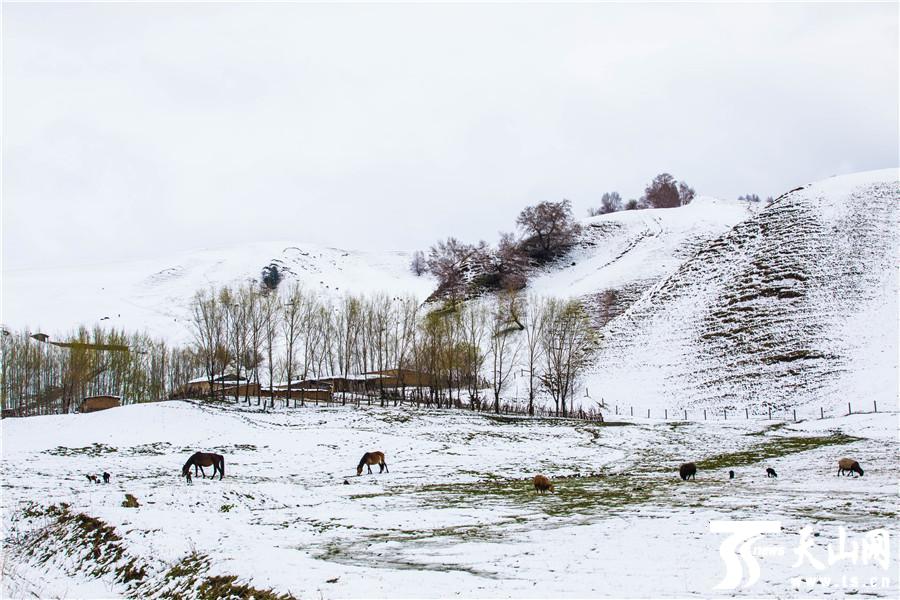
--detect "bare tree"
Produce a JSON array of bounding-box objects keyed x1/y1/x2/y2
[
  {"x1": 410, "y1": 250, "x2": 427, "y2": 276},
  {"x1": 643, "y1": 173, "x2": 696, "y2": 209},
  {"x1": 281, "y1": 284, "x2": 305, "y2": 409},
  {"x1": 488, "y1": 300, "x2": 521, "y2": 414},
  {"x1": 540, "y1": 299, "x2": 595, "y2": 417},
  {"x1": 516, "y1": 199, "x2": 582, "y2": 264},
  {"x1": 460, "y1": 303, "x2": 488, "y2": 408},
  {"x1": 521, "y1": 294, "x2": 547, "y2": 416},
  {"x1": 589, "y1": 192, "x2": 623, "y2": 216},
  {"x1": 189, "y1": 288, "x2": 227, "y2": 399},
  {"x1": 261, "y1": 290, "x2": 281, "y2": 405}
]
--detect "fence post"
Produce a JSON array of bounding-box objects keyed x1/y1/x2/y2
[
  {"x1": 724, "y1": 409, "x2": 727, "y2": 421},
  {"x1": 647, "y1": 409, "x2": 650, "y2": 418},
  {"x1": 848, "y1": 402, "x2": 851, "y2": 416},
  {"x1": 703, "y1": 409, "x2": 707, "y2": 420},
  {"x1": 820, "y1": 407, "x2": 824, "y2": 419},
  {"x1": 793, "y1": 409, "x2": 797, "y2": 422},
  {"x1": 768, "y1": 406, "x2": 771, "y2": 420},
  {"x1": 665, "y1": 409, "x2": 668, "y2": 420},
  {"x1": 874, "y1": 400, "x2": 877, "y2": 413},
  {"x1": 630, "y1": 406, "x2": 633, "y2": 416},
  {"x1": 684, "y1": 410, "x2": 687, "y2": 420},
  {"x1": 615, "y1": 405, "x2": 618, "y2": 415},
  {"x1": 745, "y1": 408, "x2": 749, "y2": 419}
]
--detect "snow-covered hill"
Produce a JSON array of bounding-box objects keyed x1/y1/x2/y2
[
  {"x1": 1, "y1": 242, "x2": 435, "y2": 343},
  {"x1": 529, "y1": 196, "x2": 754, "y2": 325},
  {"x1": 585, "y1": 169, "x2": 899, "y2": 413}
]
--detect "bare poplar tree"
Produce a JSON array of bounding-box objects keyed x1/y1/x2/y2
[
  {"x1": 522, "y1": 294, "x2": 547, "y2": 416},
  {"x1": 281, "y1": 284, "x2": 305, "y2": 409},
  {"x1": 488, "y1": 302, "x2": 521, "y2": 414},
  {"x1": 540, "y1": 299, "x2": 595, "y2": 417}
]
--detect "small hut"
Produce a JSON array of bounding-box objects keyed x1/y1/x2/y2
[{"x1": 80, "y1": 395, "x2": 121, "y2": 413}]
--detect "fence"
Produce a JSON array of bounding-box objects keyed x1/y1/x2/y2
[{"x1": 606, "y1": 399, "x2": 888, "y2": 422}]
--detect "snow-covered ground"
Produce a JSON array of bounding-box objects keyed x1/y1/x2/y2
[
  {"x1": 2, "y1": 401, "x2": 896, "y2": 598},
  {"x1": 1, "y1": 241, "x2": 434, "y2": 344}
]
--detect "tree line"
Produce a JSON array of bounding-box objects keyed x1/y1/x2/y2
[
  {"x1": 0, "y1": 326, "x2": 197, "y2": 416},
  {"x1": 1, "y1": 282, "x2": 598, "y2": 419},
  {"x1": 188, "y1": 282, "x2": 597, "y2": 417},
  {"x1": 587, "y1": 172, "x2": 696, "y2": 216},
  {"x1": 413, "y1": 173, "x2": 699, "y2": 300}
]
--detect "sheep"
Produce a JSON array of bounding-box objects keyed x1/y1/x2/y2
[
  {"x1": 837, "y1": 458, "x2": 864, "y2": 477},
  {"x1": 679, "y1": 462, "x2": 697, "y2": 481},
  {"x1": 766, "y1": 468, "x2": 778, "y2": 478},
  {"x1": 533, "y1": 474, "x2": 555, "y2": 494}
]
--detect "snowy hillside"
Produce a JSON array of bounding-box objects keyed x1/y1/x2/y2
[
  {"x1": 2, "y1": 242, "x2": 434, "y2": 343},
  {"x1": 529, "y1": 196, "x2": 754, "y2": 325},
  {"x1": 585, "y1": 169, "x2": 899, "y2": 413},
  {"x1": 2, "y1": 402, "x2": 896, "y2": 598}
]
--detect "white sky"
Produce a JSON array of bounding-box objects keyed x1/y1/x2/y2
[{"x1": 2, "y1": 2, "x2": 897, "y2": 269}]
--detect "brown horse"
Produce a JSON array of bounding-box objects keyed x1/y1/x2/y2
[
  {"x1": 357, "y1": 451, "x2": 388, "y2": 475},
  {"x1": 182, "y1": 452, "x2": 225, "y2": 480}
]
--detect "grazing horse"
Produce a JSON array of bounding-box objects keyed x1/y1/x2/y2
[
  {"x1": 357, "y1": 451, "x2": 388, "y2": 475},
  {"x1": 679, "y1": 462, "x2": 697, "y2": 481},
  {"x1": 85, "y1": 474, "x2": 100, "y2": 484},
  {"x1": 182, "y1": 452, "x2": 225, "y2": 480},
  {"x1": 766, "y1": 468, "x2": 778, "y2": 478},
  {"x1": 837, "y1": 458, "x2": 864, "y2": 477},
  {"x1": 102, "y1": 472, "x2": 111, "y2": 484}
]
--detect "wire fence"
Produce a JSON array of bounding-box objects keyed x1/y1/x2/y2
[
  {"x1": 208, "y1": 392, "x2": 890, "y2": 425},
  {"x1": 604, "y1": 399, "x2": 890, "y2": 422}
]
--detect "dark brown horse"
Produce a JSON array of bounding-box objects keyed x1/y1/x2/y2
[
  {"x1": 182, "y1": 452, "x2": 225, "y2": 480},
  {"x1": 357, "y1": 451, "x2": 388, "y2": 475}
]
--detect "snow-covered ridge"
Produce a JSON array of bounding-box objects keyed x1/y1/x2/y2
[
  {"x1": 529, "y1": 195, "x2": 755, "y2": 325},
  {"x1": 586, "y1": 168, "x2": 899, "y2": 412},
  {"x1": 1, "y1": 241, "x2": 435, "y2": 343}
]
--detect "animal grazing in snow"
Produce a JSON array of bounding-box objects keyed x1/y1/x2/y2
[
  {"x1": 182, "y1": 452, "x2": 225, "y2": 480},
  {"x1": 837, "y1": 458, "x2": 864, "y2": 477},
  {"x1": 357, "y1": 451, "x2": 388, "y2": 476},
  {"x1": 102, "y1": 472, "x2": 111, "y2": 484},
  {"x1": 766, "y1": 468, "x2": 777, "y2": 478},
  {"x1": 85, "y1": 474, "x2": 100, "y2": 484},
  {"x1": 533, "y1": 474, "x2": 554, "y2": 494},
  {"x1": 679, "y1": 462, "x2": 697, "y2": 481},
  {"x1": 729, "y1": 470, "x2": 735, "y2": 479}
]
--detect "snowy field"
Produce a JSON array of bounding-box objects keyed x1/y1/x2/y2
[{"x1": 2, "y1": 401, "x2": 897, "y2": 599}]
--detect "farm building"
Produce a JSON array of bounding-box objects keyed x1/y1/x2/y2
[
  {"x1": 297, "y1": 374, "x2": 388, "y2": 394},
  {"x1": 174, "y1": 374, "x2": 250, "y2": 398},
  {"x1": 264, "y1": 381, "x2": 333, "y2": 403},
  {"x1": 363, "y1": 369, "x2": 436, "y2": 388},
  {"x1": 79, "y1": 395, "x2": 121, "y2": 413}
]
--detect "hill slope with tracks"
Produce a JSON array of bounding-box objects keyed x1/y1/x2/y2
[{"x1": 582, "y1": 169, "x2": 899, "y2": 412}]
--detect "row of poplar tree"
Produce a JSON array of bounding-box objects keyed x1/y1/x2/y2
[{"x1": 1, "y1": 283, "x2": 597, "y2": 418}]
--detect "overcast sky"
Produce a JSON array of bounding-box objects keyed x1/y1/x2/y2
[{"x1": 3, "y1": 2, "x2": 897, "y2": 270}]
